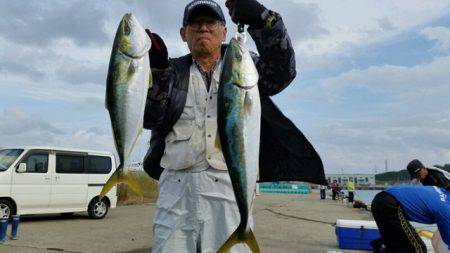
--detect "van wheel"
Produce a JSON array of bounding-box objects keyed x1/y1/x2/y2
[
  {"x1": 88, "y1": 198, "x2": 108, "y2": 219},
  {"x1": 0, "y1": 199, "x2": 13, "y2": 220}
]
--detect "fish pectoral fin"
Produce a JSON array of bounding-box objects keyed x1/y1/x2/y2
[
  {"x1": 148, "y1": 72, "x2": 153, "y2": 88},
  {"x1": 216, "y1": 228, "x2": 260, "y2": 253},
  {"x1": 100, "y1": 167, "x2": 121, "y2": 200},
  {"x1": 244, "y1": 91, "x2": 253, "y2": 115},
  {"x1": 215, "y1": 132, "x2": 222, "y2": 151}
]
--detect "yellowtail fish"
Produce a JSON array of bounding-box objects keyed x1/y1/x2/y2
[
  {"x1": 100, "y1": 13, "x2": 151, "y2": 199},
  {"x1": 216, "y1": 31, "x2": 261, "y2": 253}
]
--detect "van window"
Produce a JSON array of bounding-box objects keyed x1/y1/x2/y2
[
  {"x1": 56, "y1": 155, "x2": 84, "y2": 174},
  {"x1": 24, "y1": 153, "x2": 48, "y2": 173},
  {"x1": 85, "y1": 156, "x2": 112, "y2": 174},
  {"x1": 0, "y1": 149, "x2": 23, "y2": 171}
]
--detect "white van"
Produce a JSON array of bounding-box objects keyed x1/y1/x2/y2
[{"x1": 0, "y1": 147, "x2": 117, "y2": 219}]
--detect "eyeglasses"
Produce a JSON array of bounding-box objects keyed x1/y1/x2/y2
[{"x1": 188, "y1": 19, "x2": 222, "y2": 31}]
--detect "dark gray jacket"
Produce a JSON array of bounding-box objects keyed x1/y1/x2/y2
[
  {"x1": 143, "y1": 12, "x2": 326, "y2": 185},
  {"x1": 422, "y1": 168, "x2": 450, "y2": 190}
]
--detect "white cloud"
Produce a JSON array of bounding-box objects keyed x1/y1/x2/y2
[
  {"x1": 320, "y1": 55, "x2": 450, "y2": 100},
  {"x1": 298, "y1": 55, "x2": 450, "y2": 173},
  {"x1": 292, "y1": 0, "x2": 450, "y2": 73},
  {"x1": 0, "y1": 108, "x2": 63, "y2": 135},
  {"x1": 0, "y1": 107, "x2": 115, "y2": 153},
  {"x1": 314, "y1": 114, "x2": 450, "y2": 174},
  {"x1": 296, "y1": 0, "x2": 450, "y2": 57},
  {"x1": 420, "y1": 26, "x2": 450, "y2": 52},
  {"x1": 2, "y1": 1, "x2": 450, "y2": 174},
  {"x1": 0, "y1": 1, "x2": 109, "y2": 47}
]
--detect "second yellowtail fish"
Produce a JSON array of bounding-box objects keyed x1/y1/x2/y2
[{"x1": 216, "y1": 30, "x2": 261, "y2": 253}]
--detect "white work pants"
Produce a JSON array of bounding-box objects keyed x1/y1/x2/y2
[{"x1": 151, "y1": 168, "x2": 253, "y2": 253}]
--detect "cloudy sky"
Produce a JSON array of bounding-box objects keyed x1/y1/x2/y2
[{"x1": 1, "y1": 0, "x2": 450, "y2": 174}]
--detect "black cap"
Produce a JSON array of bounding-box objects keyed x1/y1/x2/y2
[
  {"x1": 407, "y1": 159, "x2": 424, "y2": 178},
  {"x1": 183, "y1": 0, "x2": 226, "y2": 27}
]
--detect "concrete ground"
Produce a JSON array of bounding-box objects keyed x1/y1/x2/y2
[{"x1": 0, "y1": 193, "x2": 373, "y2": 253}]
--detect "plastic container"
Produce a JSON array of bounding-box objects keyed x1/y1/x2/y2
[{"x1": 335, "y1": 219, "x2": 381, "y2": 250}]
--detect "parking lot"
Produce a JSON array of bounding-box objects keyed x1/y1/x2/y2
[
  {"x1": 0, "y1": 193, "x2": 371, "y2": 253},
  {"x1": 0, "y1": 204, "x2": 154, "y2": 253}
]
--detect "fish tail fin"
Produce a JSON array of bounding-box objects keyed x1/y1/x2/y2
[
  {"x1": 122, "y1": 170, "x2": 145, "y2": 197},
  {"x1": 100, "y1": 165, "x2": 145, "y2": 200},
  {"x1": 100, "y1": 165, "x2": 121, "y2": 200},
  {"x1": 245, "y1": 228, "x2": 260, "y2": 253},
  {"x1": 217, "y1": 228, "x2": 260, "y2": 253},
  {"x1": 217, "y1": 228, "x2": 240, "y2": 253}
]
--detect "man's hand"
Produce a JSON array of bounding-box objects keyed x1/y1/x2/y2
[
  {"x1": 145, "y1": 29, "x2": 168, "y2": 69},
  {"x1": 225, "y1": 0, "x2": 267, "y2": 28}
]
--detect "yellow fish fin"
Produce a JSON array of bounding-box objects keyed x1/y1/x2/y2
[
  {"x1": 217, "y1": 227, "x2": 260, "y2": 253},
  {"x1": 123, "y1": 170, "x2": 145, "y2": 197},
  {"x1": 100, "y1": 166, "x2": 145, "y2": 200},
  {"x1": 245, "y1": 228, "x2": 260, "y2": 253},
  {"x1": 127, "y1": 127, "x2": 143, "y2": 157},
  {"x1": 416, "y1": 228, "x2": 433, "y2": 239},
  {"x1": 244, "y1": 91, "x2": 253, "y2": 115},
  {"x1": 215, "y1": 132, "x2": 222, "y2": 151},
  {"x1": 148, "y1": 72, "x2": 153, "y2": 88},
  {"x1": 100, "y1": 167, "x2": 121, "y2": 200}
]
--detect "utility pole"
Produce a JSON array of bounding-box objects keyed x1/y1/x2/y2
[{"x1": 385, "y1": 160, "x2": 388, "y2": 172}]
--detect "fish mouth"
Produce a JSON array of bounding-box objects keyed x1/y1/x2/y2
[{"x1": 118, "y1": 13, "x2": 151, "y2": 59}]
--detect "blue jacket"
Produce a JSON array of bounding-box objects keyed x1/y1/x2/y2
[{"x1": 386, "y1": 186, "x2": 450, "y2": 249}]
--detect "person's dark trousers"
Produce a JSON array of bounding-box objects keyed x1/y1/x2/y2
[
  {"x1": 348, "y1": 191, "x2": 354, "y2": 203},
  {"x1": 371, "y1": 191, "x2": 427, "y2": 253},
  {"x1": 320, "y1": 189, "x2": 326, "y2": 199},
  {"x1": 332, "y1": 190, "x2": 337, "y2": 200}
]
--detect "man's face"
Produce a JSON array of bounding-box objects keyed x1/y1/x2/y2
[
  {"x1": 412, "y1": 167, "x2": 428, "y2": 181},
  {"x1": 417, "y1": 167, "x2": 428, "y2": 181},
  {"x1": 180, "y1": 12, "x2": 227, "y2": 56}
]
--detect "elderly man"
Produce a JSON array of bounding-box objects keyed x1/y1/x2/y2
[
  {"x1": 407, "y1": 159, "x2": 450, "y2": 190},
  {"x1": 143, "y1": 0, "x2": 325, "y2": 252}
]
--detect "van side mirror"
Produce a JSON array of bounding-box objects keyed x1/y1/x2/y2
[{"x1": 17, "y1": 163, "x2": 27, "y2": 173}]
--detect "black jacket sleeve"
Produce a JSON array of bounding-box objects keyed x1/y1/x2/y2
[
  {"x1": 434, "y1": 171, "x2": 450, "y2": 190},
  {"x1": 248, "y1": 11, "x2": 297, "y2": 96},
  {"x1": 143, "y1": 66, "x2": 172, "y2": 130},
  {"x1": 423, "y1": 169, "x2": 450, "y2": 190}
]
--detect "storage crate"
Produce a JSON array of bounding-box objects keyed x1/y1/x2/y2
[{"x1": 335, "y1": 219, "x2": 381, "y2": 250}]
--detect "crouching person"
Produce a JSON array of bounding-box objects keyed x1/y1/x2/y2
[{"x1": 371, "y1": 186, "x2": 450, "y2": 253}]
